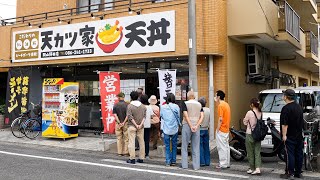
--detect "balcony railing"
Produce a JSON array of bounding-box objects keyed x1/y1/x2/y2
[
  {"x1": 0, "y1": 0, "x2": 173, "y2": 26},
  {"x1": 305, "y1": 31, "x2": 318, "y2": 56},
  {"x1": 278, "y1": 0, "x2": 300, "y2": 42}
]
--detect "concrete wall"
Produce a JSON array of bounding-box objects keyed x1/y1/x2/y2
[
  {"x1": 279, "y1": 61, "x2": 319, "y2": 87},
  {"x1": 228, "y1": 0, "x2": 278, "y2": 37},
  {"x1": 227, "y1": 38, "x2": 270, "y2": 129}
]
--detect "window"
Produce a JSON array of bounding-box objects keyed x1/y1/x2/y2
[{"x1": 77, "y1": 0, "x2": 114, "y2": 14}]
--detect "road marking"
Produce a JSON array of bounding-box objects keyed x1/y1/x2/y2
[
  {"x1": 0, "y1": 150, "x2": 228, "y2": 180},
  {"x1": 101, "y1": 158, "x2": 249, "y2": 179}
]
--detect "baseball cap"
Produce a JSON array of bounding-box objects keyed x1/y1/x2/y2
[
  {"x1": 282, "y1": 89, "x2": 295, "y2": 97},
  {"x1": 117, "y1": 92, "x2": 125, "y2": 98}
]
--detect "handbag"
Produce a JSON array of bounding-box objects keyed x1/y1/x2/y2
[{"x1": 168, "y1": 104, "x2": 182, "y2": 127}]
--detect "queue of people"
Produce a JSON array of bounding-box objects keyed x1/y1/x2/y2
[
  {"x1": 112, "y1": 89, "x2": 229, "y2": 169},
  {"x1": 113, "y1": 88, "x2": 304, "y2": 179}
]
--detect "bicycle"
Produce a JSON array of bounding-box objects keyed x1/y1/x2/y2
[
  {"x1": 23, "y1": 103, "x2": 42, "y2": 139},
  {"x1": 303, "y1": 120, "x2": 315, "y2": 171},
  {"x1": 11, "y1": 110, "x2": 31, "y2": 138}
]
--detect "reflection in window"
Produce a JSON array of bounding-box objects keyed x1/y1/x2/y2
[
  {"x1": 110, "y1": 63, "x2": 145, "y2": 74},
  {"x1": 79, "y1": 81, "x2": 100, "y2": 96}
]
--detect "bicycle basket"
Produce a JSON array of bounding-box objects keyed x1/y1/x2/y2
[{"x1": 33, "y1": 104, "x2": 42, "y2": 116}]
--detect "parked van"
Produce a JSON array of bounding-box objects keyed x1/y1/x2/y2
[{"x1": 259, "y1": 89, "x2": 316, "y2": 147}]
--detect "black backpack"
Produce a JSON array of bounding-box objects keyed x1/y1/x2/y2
[{"x1": 248, "y1": 110, "x2": 268, "y2": 142}]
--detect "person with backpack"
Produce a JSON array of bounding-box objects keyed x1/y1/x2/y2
[
  {"x1": 149, "y1": 95, "x2": 160, "y2": 150},
  {"x1": 243, "y1": 98, "x2": 262, "y2": 175}
]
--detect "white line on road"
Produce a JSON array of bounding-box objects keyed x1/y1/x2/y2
[
  {"x1": 101, "y1": 158, "x2": 249, "y2": 179},
  {"x1": 0, "y1": 150, "x2": 228, "y2": 180}
]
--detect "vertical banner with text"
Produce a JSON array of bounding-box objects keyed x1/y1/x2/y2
[
  {"x1": 158, "y1": 70, "x2": 176, "y2": 105},
  {"x1": 5, "y1": 67, "x2": 31, "y2": 123},
  {"x1": 99, "y1": 72, "x2": 120, "y2": 134}
]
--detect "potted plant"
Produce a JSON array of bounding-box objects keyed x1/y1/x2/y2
[{"x1": 0, "y1": 104, "x2": 5, "y2": 128}]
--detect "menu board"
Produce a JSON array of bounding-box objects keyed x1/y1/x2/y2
[{"x1": 42, "y1": 78, "x2": 79, "y2": 139}]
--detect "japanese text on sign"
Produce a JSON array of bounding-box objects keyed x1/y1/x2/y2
[{"x1": 12, "y1": 11, "x2": 175, "y2": 62}]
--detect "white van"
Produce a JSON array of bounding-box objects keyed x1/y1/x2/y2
[{"x1": 259, "y1": 89, "x2": 315, "y2": 147}]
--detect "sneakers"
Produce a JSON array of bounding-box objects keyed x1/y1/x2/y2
[
  {"x1": 137, "y1": 159, "x2": 144, "y2": 163},
  {"x1": 251, "y1": 169, "x2": 261, "y2": 175},
  {"x1": 280, "y1": 174, "x2": 294, "y2": 180},
  {"x1": 247, "y1": 169, "x2": 253, "y2": 174},
  {"x1": 170, "y1": 163, "x2": 176, "y2": 166},
  {"x1": 145, "y1": 156, "x2": 150, "y2": 160},
  {"x1": 126, "y1": 159, "x2": 135, "y2": 164}
]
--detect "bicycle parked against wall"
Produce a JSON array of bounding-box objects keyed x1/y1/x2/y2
[
  {"x1": 23, "y1": 103, "x2": 42, "y2": 139},
  {"x1": 11, "y1": 110, "x2": 31, "y2": 138}
]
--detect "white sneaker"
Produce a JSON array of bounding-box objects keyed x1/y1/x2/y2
[{"x1": 247, "y1": 169, "x2": 253, "y2": 174}]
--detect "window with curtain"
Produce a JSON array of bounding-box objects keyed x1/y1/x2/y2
[
  {"x1": 77, "y1": 0, "x2": 114, "y2": 14},
  {"x1": 104, "y1": 0, "x2": 114, "y2": 11}
]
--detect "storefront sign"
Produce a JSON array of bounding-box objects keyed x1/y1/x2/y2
[
  {"x1": 99, "y1": 72, "x2": 120, "y2": 134},
  {"x1": 5, "y1": 67, "x2": 31, "y2": 122},
  {"x1": 158, "y1": 69, "x2": 176, "y2": 105},
  {"x1": 12, "y1": 11, "x2": 175, "y2": 62}
]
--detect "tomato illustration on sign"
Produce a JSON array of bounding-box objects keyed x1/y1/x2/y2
[{"x1": 96, "y1": 20, "x2": 123, "y2": 53}]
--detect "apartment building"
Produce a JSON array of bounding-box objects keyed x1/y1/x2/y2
[{"x1": 228, "y1": 0, "x2": 320, "y2": 122}]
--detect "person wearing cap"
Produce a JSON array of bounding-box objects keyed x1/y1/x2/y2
[
  {"x1": 113, "y1": 92, "x2": 129, "y2": 157},
  {"x1": 149, "y1": 95, "x2": 160, "y2": 150},
  {"x1": 280, "y1": 89, "x2": 304, "y2": 179},
  {"x1": 198, "y1": 97, "x2": 211, "y2": 167}
]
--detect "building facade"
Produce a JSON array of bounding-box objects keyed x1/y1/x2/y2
[
  {"x1": 0, "y1": 0, "x2": 227, "y2": 131},
  {"x1": 0, "y1": 0, "x2": 318, "y2": 132}
]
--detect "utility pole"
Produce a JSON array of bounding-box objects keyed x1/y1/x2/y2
[{"x1": 188, "y1": 0, "x2": 198, "y2": 96}]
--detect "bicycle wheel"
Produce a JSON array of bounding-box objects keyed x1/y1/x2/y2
[
  {"x1": 11, "y1": 117, "x2": 26, "y2": 138},
  {"x1": 24, "y1": 118, "x2": 41, "y2": 139},
  {"x1": 304, "y1": 148, "x2": 311, "y2": 170}
]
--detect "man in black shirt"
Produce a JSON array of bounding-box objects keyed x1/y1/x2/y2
[
  {"x1": 280, "y1": 89, "x2": 304, "y2": 179},
  {"x1": 113, "y1": 92, "x2": 129, "y2": 156}
]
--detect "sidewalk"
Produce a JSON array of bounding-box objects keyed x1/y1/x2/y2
[
  {"x1": 0, "y1": 128, "x2": 217, "y2": 159},
  {"x1": 0, "y1": 128, "x2": 116, "y2": 152}
]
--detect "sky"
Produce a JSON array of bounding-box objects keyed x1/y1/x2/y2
[{"x1": 0, "y1": 0, "x2": 16, "y2": 20}]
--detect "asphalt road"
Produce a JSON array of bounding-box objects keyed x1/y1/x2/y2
[{"x1": 0, "y1": 142, "x2": 318, "y2": 180}]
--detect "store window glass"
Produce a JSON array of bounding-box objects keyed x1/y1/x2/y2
[
  {"x1": 79, "y1": 81, "x2": 100, "y2": 97},
  {"x1": 109, "y1": 63, "x2": 145, "y2": 74},
  {"x1": 147, "y1": 62, "x2": 170, "y2": 73}
]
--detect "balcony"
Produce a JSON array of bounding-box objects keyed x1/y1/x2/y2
[
  {"x1": 286, "y1": 0, "x2": 317, "y2": 33},
  {"x1": 228, "y1": 0, "x2": 301, "y2": 56},
  {"x1": 305, "y1": 31, "x2": 318, "y2": 58}
]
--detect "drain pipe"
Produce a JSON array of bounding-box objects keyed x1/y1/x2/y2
[{"x1": 209, "y1": 55, "x2": 214, "y2": 139}]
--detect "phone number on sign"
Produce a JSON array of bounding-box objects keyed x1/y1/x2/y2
[{"x1": 64, "y1": 48, "x2": 94, "y2": 56}]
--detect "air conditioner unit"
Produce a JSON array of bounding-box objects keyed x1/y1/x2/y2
[{"x1": 246, "y1": 44, "x2": 271, "y2": 76}]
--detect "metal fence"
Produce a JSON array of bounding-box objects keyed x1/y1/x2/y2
[
  {"x1": 278, "y1": 0, "x2": 300, "y2": 42},
  {"x1": 306, "y1": 31, "x2": 318, "y2": 56},
  {"x1": 0, "y1": 0, "x2": 172, "y2": 26}
]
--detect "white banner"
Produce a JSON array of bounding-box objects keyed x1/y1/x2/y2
[
  {"x1": 158, "y1": 69, "x2": 176, "y2": 105},
  {"x1": 12, "y1": 11, "x2": 175, "y2": 62}
]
